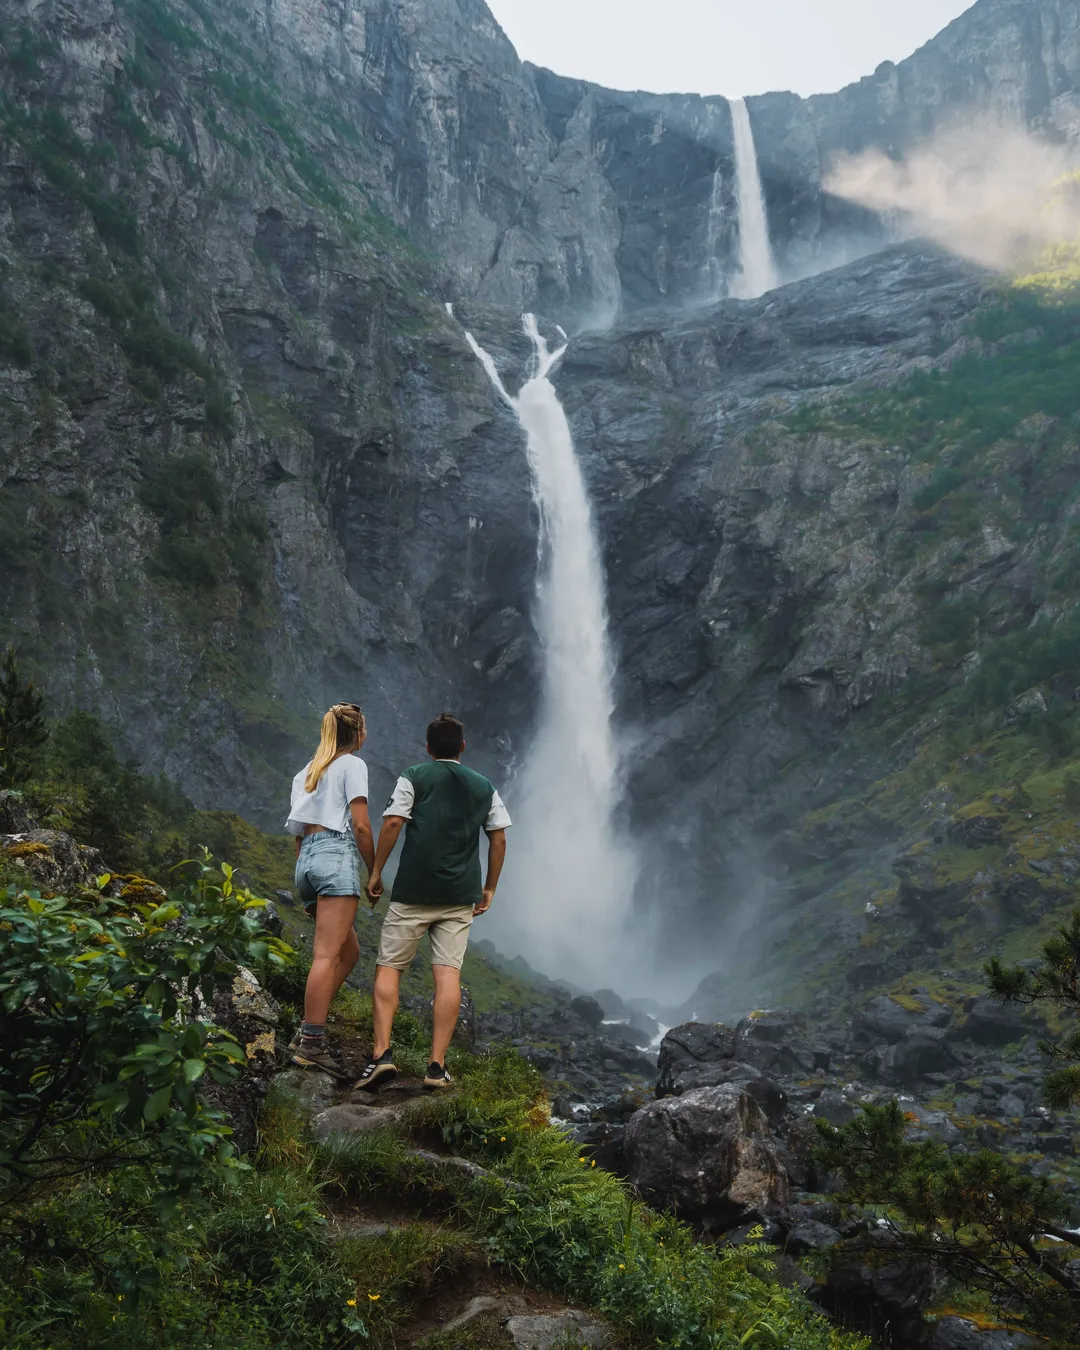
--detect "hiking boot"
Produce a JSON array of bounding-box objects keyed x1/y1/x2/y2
[
  {"x1": 354, "y1": 1050, "x2": 398, "y2": 1093},
  {"x1": 285, "y1": 1031, "x2": 341, "y2": 1062},
  {"x1": 423, "y1": 1062, "x2": 453, "y2": 1092},
  {"x1": 291, "y1": 1042, "x2": 351, "y2": 1080}
]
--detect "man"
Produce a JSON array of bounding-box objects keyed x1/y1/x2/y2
[{"x1": 357, "y1": 712, "x2": 510, "y2": 1092}]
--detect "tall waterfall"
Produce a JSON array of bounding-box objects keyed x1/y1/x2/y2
[
  {"x1": 463, "y1": 316, "x2": 637, "y2": 987},
  {"x1": 703, "y1": 165, "x2": 726, "y2": 302},
  {"x1": 729, "y1": 97, "x2": 778, "y2": 299}
]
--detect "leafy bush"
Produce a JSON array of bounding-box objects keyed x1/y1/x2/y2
[{"x1": 0, "y1": 857, "x2": 287, "y2": 1208}]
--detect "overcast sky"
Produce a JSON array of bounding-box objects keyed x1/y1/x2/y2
[{"x1": 484, "y1": 0, "x2": 976, "y2": 98}]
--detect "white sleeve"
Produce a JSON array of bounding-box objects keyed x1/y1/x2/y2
[
  {"x1": 343, "y1": 756, "x2": 369, "y2": 803},
  {"x1": 384, "y1": 776, "x2": 415, "y2": 819},
  {"x1": 485, "y1": 789, "x2": 511, "y2": 831}
]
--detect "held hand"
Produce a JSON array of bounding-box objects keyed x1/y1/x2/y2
[
  {"x1": 474, "y1": 889, "x2": 494, "y2": 916},
  {"x1": 365, "y1": 872, "x2": 384, "y2": 906}
]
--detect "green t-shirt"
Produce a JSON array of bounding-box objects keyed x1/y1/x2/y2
[{"x1": 388, "y1": 760, "x2": 510, "y2": 907}]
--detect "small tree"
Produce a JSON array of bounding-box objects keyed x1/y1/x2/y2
[
  {"x1": 817, "y1": 911, "x2": 1080, "y2": 1342},
  {"x1": 0, "y1": 646, "x2": 48, "y2": 788},
  {"x1": 986, "y1": 910, "x2": 1080, "y2": 1109}
]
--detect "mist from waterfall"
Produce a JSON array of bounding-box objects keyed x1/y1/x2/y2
[
  {"x1": 729, "y1": 97, "x2": 778, "y2": 299},
  {"x1": 463, "y1": 316, "x2": 638, "y2": 989}
]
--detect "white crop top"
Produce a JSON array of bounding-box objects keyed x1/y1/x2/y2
[{"x1": 285, "y1": 754, "x2": 369, "y2": 836}]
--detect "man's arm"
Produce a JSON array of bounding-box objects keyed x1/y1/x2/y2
[
  {"x1": 349, "y1": 797, "x2": 375, "y2": 875},
  {"x1": 475, "y1": 828, "x2": 506, "y2": 915},
  {"x1": 366, "y1": 815, "x2": 406, "y2": 904}
]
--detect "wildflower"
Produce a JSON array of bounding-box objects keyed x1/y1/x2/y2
[
  {"x1": 591, "y1": 1160, "x2": 596, "y2": 1167},
  {"x1": 368, "y1": 1294, "x2": 381, "y2": 1302},
  {"x1": 579, "y1": 1156, "x2": 586, "y2": 1163},
  {"x1": 347, "y1": 1299, "x2": 357, "y2": 1307},
  {"x1": 618, "y1": 1264, "x2": 625, "y2": 1270},
  {"x1": 500, "y1": 1136, "x2": 506, "y2": 1142},
  {"x1": 117, "y1": 1295, "x2": 124, "y2": 1302}
]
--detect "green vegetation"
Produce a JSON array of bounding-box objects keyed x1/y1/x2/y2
[
  {"x1": 0, "y1": 646, "x2": 48, "y2": 787},
  {"x1": 1, "y1": 860, "x2": 868, "y2": 1348},
  {"x1": 986, "y1": 909, "x2": 1080, "y2": 1110},
  {"x1": 137, "y1": 451, "x2": 268, "y2": 596},
  {"x1": 816, "y1": 920, "x2": 1080, "y2": 1344},
  {"x1": 0, "y1": 858, "x2": 285, "y2": 1207}
]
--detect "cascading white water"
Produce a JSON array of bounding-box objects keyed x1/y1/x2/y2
[
  {"x1": 703, "y1": 165, "x2": 726, "y2": 302},
  {"x1": 729, "y1": 97, "x2": 778, "y2": 299},
  {"x1": 463, "y1": 316, "x2": 637, "y2": 987}
]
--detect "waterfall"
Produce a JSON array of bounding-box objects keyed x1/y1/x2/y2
[
  {"x1": 703, "y1": 165, "x2": 726, "y2": 302},
  {"x1": 463, "y1": 316, "x2": 637, "y2": 987},
  {"x1": 729, "y1": 97, "x2": 778, "y2": 300}
]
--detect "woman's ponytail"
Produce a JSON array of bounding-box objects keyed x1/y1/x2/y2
[{"x1": 304, "y1": 703, "x2": 365, "y2": 793}]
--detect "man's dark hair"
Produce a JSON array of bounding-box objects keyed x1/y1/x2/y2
[{"x1": 427, "y1": 712, "x2": 465, "y2": 759}]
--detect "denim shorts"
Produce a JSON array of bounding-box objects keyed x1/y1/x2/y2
[{"x1": 295, "y1": 830, "x2": 362, "y2": 905}]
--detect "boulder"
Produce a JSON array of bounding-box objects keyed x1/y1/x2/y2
[
  {"x1": 956, "y1": 997, "x2": 1041, "y2": 1047},
  {"x1": 853, "y1": 993, "x2": 952, "y2": 1045},
  {"x1": 624, "y1": 1084, "x2": 788, "y2": 1224},
  {"x1": 734, "y1": 1011, "x2": 814, "y2": 1076},
  {"x1": 1, "y1": 829, "x2": 107, "y2": 896},
  {"x1": 927, "y1": 1317, "x2": 1036, "y2": 1350},
  {"x1": 878, "y1": 1027, "x2": 958, "y2": 1087},
  {"x1": 505, "y1": 1311, "x2": 609, "y2": 1350},
  {"x1": 656, "y1": 1021, "x2": 735, "y2": 1097},
  {"x1": 0, "y1": 791, "x2": 37, "y2": 834},
  {"x1": 785, "y1": 1220, "x2": 842, "y2": 1256},
  {"x1": 593, "y1": 988, "x2": 626, "y2": 1017},
  {"x1": 570, "y1": 995, "x2": 605, "y2": 1029},
  {"x1": 201, "y1": 966, "x2": 282, "y2": 1152}
]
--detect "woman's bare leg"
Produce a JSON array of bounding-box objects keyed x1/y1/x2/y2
[{"x1": 304, "y1": 897, "x2": 359, "y2": 1025}]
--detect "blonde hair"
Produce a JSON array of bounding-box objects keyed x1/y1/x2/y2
[{"x1": 305, "y1": 702, "x2": 365, "y2": 793}]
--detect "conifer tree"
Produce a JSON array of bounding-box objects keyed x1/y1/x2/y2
[{"x1": 0, "y1": 646, "x2": 48, "y2": 788}]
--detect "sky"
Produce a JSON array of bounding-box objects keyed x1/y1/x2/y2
[{"x1": 483, "y1": 0, "x2": 976, "y2": 98}]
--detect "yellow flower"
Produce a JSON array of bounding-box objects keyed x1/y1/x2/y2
[
  {"x1": 618, "y1": 1264, "x2": 625, "y2": 1270},
  {"x1": 591, "y1": 1160, "x2": 596, "y2": 1167},
  {"x1": 500, "y1": 1136, "x2": 506, "y2": 1142},
  {"x1": 578, "y1": 1156, "x2": 586, "y2": 1163},
  {"x1": 368, "y1": 1294, "x2": 381, "y2": 1302},
  {"x1": 346, "y1": 1299, "x2": 357, "y2": 1307}
]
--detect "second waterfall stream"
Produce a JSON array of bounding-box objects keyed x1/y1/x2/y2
[{"x1": 464, "y1": 316, "x2": 638, "y2": 987}]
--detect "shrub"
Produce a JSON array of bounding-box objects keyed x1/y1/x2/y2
[{"x1": 0, "y1": 857, "x2": 287, "y2": 1208}]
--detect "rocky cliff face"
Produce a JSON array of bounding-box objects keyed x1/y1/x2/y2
[{"x1": 3, "y1": 0, "x2": 1080, "y2": 1013}]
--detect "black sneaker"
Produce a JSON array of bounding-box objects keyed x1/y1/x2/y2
[
  {"x1": 354, "y1": 1050, "x2": 398, "y2": 1093},
  {"x1": 423, "y1": 1061, "x2": 453, "y2": 1092}
]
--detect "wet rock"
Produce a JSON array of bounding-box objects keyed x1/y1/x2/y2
[
  {"x1": 956, "y1": 997, "x2": 1040, "y2": 1047},
  {"x1": 947, "y1": 815, "x2": 1003, "y2": 847},
  {"x1": 785, "y1": 1220, "x2": 842, "y2": 1255},
  {"x1": 570, "y1": 995, "x2": 605, "y2": 1029},
  {"x1": 854, "y1": 994, "x2": 952, "y2": 1045},
  {"x1": 625, "y1": 1084, "x2": 788, "y2": 1224},
  {"x1": 877, "y1": 1027, "x2": 958, "y2": 1088},
  {"x1": 656, "y1": 1021, "x2": 736, "y2": 1096},
  {"x1": 0, "y1": 792, "x2": 37, "y2": 834},
  {"x1": 505, "y1": 1311, "x2": 610, "y2": 1350},
  {"x1": 1, "y1": 830, "x2": 108, "y2": 896},
  {"x1": 734, "y1": 1011, "x2": 814, "y2": 1076},
  {"x1": 926, "y1": 1317, "x2": 1036, "y2": 1350}
]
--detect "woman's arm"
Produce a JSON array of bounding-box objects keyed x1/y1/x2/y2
[{"x1": 350, "y1": 797, "x2": 375, "y2": 875}]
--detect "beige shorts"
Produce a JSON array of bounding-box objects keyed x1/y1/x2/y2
[{"x1": 376, "y1": 902, "x2": 474, "y2": 972}]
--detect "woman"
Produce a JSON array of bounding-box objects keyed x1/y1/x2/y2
[{"x1": 285, "y1": 701, "x2": 374, "y2": 1077}]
